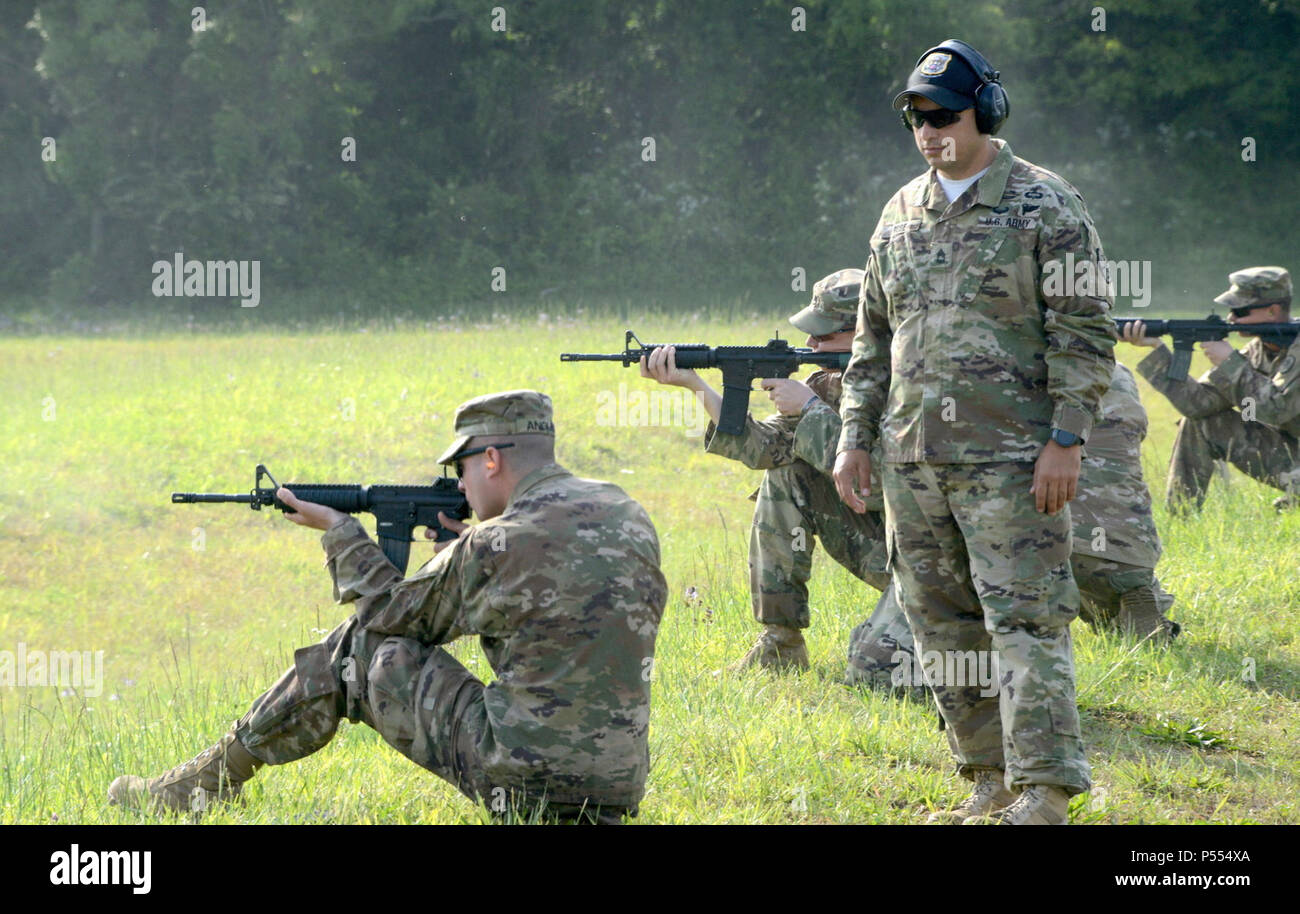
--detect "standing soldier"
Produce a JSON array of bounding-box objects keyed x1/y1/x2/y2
[
  {"x1": 833, "y1": 40, "x2": 1116, "y2": 824},
  {"x1": 640, "y1": 271, "x2": 909, "y2": 685},
  {"x1": 110, "y1": 391, "x2": 668, "y2": 824},
  {"x1": 1121, "y1": 267, "x2": 1300, "y2": 511}
]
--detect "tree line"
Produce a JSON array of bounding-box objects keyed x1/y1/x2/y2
[{"x1": 4, "y1": 0, "x2": 1298, "y2": 317}]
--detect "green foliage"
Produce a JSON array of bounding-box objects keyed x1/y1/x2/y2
[
  {"x1": 4, "y1": 1, "x2": 1297, "y2": 312},
  {"x1": 1139, "y1": 714, "x2": 1238, "y2": 751}
]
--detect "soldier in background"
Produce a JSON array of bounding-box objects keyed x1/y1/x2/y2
[
  {"x1": 110, "y1": 391, "x2": 668, "y2": 824},
  {"x1": 1122, "y1": 267, "x2": 1300, "y2": 512},
  {"x1": 1069, "y1": 363, "x2": 1177, "y2": 641},
  {"x1": 640, "y1": 270, "x2": 911, "y2": 685},
  {"x1": 848, "y1": 361, "x2": 1179, "y2": 678}
]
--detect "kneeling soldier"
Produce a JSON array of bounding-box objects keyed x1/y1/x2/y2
[{"x1": 641, "y1": 270, "x2": 900, "y2": 679}]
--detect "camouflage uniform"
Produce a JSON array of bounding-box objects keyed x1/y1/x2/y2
[
  {"x1": 838, "y1": 138, "x2": 1116, "y2": 795},
  {"x1": 1136, "y1": 267, "x2": 1300, "y2": 511},
  {"x1": 848, "y1": 363, "x2": 1176, "y2": 667},
  {"x1": 700, "y1": 269, "x2": 903, "y2": 682},
  {"x1": 118, "y1": 391, "x2": 668, "y2": 822}
]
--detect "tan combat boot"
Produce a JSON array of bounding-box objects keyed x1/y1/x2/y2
[
  {"x1": 109, "y1": 731, "x2": 262, "y2": 817},
  {"x1": 964, "y1": 784, "x2": 1070, "y2": 825},
  {"x1": 925, "y1": 768, "x2": 1015, "y2": 824},
  {"x1": 732, "y1": 624, "x2": 809, "y2": 672},
  {"x1": 1116, "y1": 588, "x2": 1179, "y2": 646}
]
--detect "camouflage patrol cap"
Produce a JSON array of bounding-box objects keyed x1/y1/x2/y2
[
  {"x1": 789, "y1": 269, "x2": 864, "y2": 336},
  {"x1": 1213, "y1": 266, "x2": 1292, "y2": 311},
  {"x1": 436, "y1": 389, "x2": 555, "y2": 465}
]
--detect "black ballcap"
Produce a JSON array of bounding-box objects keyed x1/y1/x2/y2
[{"x1": 892, "y1": 48, "x2": 982, "y2": 111}]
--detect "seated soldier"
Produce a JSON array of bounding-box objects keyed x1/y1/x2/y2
[
  {"x1": 109, "y1": 391, "x2": 667, "y2": 824},
  {"x1": 1121, "y1": 266, "x2": 1300, "y2": 512}
]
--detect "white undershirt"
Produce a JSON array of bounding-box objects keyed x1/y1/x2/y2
[{"x1": 936, "y1": 164, "x2": 991, "y2": 204}]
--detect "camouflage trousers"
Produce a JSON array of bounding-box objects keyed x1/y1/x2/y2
[
  {"x1": 1167, "y1": 409, "x2": 1300, "y2": 510},
  {"x1": 749, "y1": 461, "x2": 890, "y2": 629},
  {"x1": 233, "y1": 616, "x2": 629, "y2": 823},
  {"x1": 845, "y1": 581, "x2": 924, "y2": 692},
  {"x1": 882, "y1": 461, "x2": 1091, "y2": 795}
]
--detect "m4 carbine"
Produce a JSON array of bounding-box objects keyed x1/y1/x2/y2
[
  {"x1": 561, "y1": 330, "x2": 850, "y2": 435},
  {"x1": 1114, "y1": 315, "x2": 1299, "y2": 380},
  {"x1": 171, "y1": 464, "x2": 470, "y2": 574}
]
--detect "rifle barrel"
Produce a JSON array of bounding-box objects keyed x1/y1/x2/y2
[{"x1": 171, "y1": 492, "x2": 257, "y2": 503}]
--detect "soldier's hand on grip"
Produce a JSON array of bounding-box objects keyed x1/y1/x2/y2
[
  {"x1": 761, "y1": 377, "x2": 816, "y2": 416},
  {"x1": 424, "y1": 510, "x2": 471, "y2": 554},
  {"x1": 833, "y1": 449, "x2": 872, "y2": 514}
]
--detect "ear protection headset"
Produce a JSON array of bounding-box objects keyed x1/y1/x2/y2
[{"x1": 913, "y1": 39, "x2": 1010, "y2": 135}]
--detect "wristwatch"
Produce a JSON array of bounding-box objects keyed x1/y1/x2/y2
[{"x1": 1050, "y1": 428, "x2": 1083, "y2": 447}]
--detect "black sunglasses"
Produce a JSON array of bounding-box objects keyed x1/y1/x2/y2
[
  {"x1": 453, "y1": 442, "x2": 515, "y2": 478},
  {"x1": 809, "y1": 326, "x2": 856, "y2": 342},
  {"x1": 1229, "y1": 302, "x2": 1279, "y2": 318},
  {"x1": 900, "y1": 106, "x2": 964, "y2": 130}
]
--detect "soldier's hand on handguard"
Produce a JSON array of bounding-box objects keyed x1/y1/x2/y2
[
  {"x1": 276, "y1": 487, "x2": 348, "y2": 531},
  {"x1": 833, "y1": 449, "x2": 872, "y2": 514},
  {"x1": 424, "y1": 510, "x2": 471, "y2": 554},
  {"x1": 1120, "y1": 320, "x2": 1160, "y2": 348},
  {"x1": 1030, "y1": 442, "x2": 1081, "y2": 515},
  {"x1": 761, "y1": 378, "x2": 817, "y2": 416},
  {"x1": 640, "y1": 345, "x2": 703, "y2": 391}
]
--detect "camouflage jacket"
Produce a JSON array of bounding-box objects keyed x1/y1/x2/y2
[
  {"x1": 1070, "y1": 363, "x2": 1160, "y2": 567},
  {"x1": 838, "y1": 139, "x2": 1116, "y2": 463},
  {"x1": 702, "y1": 370, "x2": 885, "y2": 509},
  {"x1": 1137, "y1": 336, "x2": 1300, "y2": 438},
  {"x1": 320, "y1": 463, "x2": 667, "y2": 807}
]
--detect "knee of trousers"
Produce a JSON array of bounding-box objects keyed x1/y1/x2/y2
[
  {"x1": 753, "y1": 467, "x2": 818, "y2": 531},
  {"x1": 236, "y1": 641, "x2": 346, "y2": 764},
  {"x1": 981, "y1": 559, "x2": 1079, "y2": 637},
  {"x1": 366, "y1": 636, "x2": 424, "y2": 735}
]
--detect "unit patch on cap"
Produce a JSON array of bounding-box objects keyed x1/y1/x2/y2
[{"x1": 919, "y1": 52, "x2": 951, "y2": 76}]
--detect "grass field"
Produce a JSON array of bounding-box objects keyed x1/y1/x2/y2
[{"x1": 2, "y1": 311, "x2": 1298, "y2": 824}]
